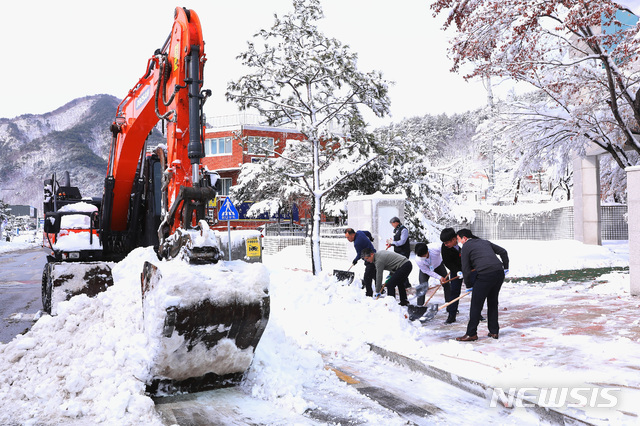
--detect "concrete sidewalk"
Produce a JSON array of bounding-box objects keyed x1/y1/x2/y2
[{"x1": 386, "y1": 276, "x2": 640, "y2": 425}]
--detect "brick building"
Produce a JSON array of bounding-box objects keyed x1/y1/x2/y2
[{"x1": 201, "y1": 123, "x2": 307, "y2": 230}]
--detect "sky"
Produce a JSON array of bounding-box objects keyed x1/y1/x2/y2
[
  {"x1": 0, "y1": 230, "x2": 636, "y2": 424},
  {"x1": 0, "y1": 0, "x2": 498, "y2": 127}
]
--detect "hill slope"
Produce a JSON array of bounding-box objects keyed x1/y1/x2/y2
[{"x1": 0, "y1": 95, "x2": 163, "y2": 213}]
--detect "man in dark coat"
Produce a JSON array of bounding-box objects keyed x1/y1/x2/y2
[
  {"x1": 439, "y1": 228, "x2": 463, "y2": 324},
  {"x1": 455, "y1": 229, "x2": 509, "y2": 342},
  {"x1": 345, "y1": 228, "x2": 376, "y2": 297}
]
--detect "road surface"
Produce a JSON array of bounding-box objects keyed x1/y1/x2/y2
[{"x1": 0, "y1": 247, "x2": 47, "y2": 343}]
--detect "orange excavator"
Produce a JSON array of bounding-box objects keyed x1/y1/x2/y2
[{"x1": 41, "y1": 7, "x2": 269, "y2": 394}]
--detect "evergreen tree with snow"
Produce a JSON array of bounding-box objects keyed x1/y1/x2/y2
[{"x1": 226, "y1": 0, "x2": 391, "y2": 274}]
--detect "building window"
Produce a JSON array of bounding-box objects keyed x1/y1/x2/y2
[
  {"x1": 205, "y1": 137, "x2": 232, "y2": 156},
  {"x1": 219, "y1": 178, "x2": 232, "y2": 196},
  {"x1": 247, "y1": 136, "x2": 275, "y2": 155}
]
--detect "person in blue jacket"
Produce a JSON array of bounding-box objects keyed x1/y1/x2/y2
[{"x1": 345, "y1": 228, "x2": 376, "y2": 297}]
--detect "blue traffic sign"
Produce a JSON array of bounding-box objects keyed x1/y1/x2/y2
[{"x1": 218, "y1": 197, "x2": 239, "y2": 221}]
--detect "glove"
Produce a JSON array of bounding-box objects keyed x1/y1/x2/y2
[
  {"x1": 457, "y1": 271, "x2": 463, "y2": 279},
  {"x1": 352, "y1": 260, "x2": 358, "y2": 266},
  {"x1": 504, "y1": 269, "x2": 509, "y2": 276},
  {"x1": 374, "y1": 293, "x2": 382, "y2": 299}
]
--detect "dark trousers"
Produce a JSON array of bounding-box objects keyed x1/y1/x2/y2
[
  {"x1": 363, "y1": 262, "x2": 376, "y2": 297},
  {"x1": 386, "y1": 262, "x2": 412, "y2": 303},
  {"x1": 465, "y1": 270, "x2": 504, "y2": 336},
  {"x1": 417, "y1": 264, "x2": 447, "y2": 305},
  {"x1": 444, "y1": 278, "x2": 462, "y2": 315}
]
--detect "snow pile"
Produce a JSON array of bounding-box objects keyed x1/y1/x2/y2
[
  {"x1": 494, "y1": 239, "x2": 628, "y2": 278},
  {"x1": 0, "y1": 247, "x2": 158, "y2": 425},
  {"x1": 58, "y1": 202, "x2": 98, "y2": 229},
  {"x1": 0, "y1": 230, "x2": 41, "y2": 253},
  {"x1": 0, "y1": 246, "x2": 271, "y2": 425},
  {"x1": 142, "y1": 258, "x2": 268, "y2": 308},
  {"x1": 52, "y1": 231, "x2": 102, "y2": 251}
]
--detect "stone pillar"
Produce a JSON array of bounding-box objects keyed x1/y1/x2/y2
[
  {"x1": 573, "y1": 156, "x2": 601, "y2": 245},
  {"x1": 626, "y1": 166, "x2": 640, "y2": 296}
]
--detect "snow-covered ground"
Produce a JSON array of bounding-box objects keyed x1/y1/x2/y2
[
  {"x1": 0, "y1": 236, "x2": 635, "y2": 425},
  {"x1": 0, "y1": 231, "x2": 41, "y2": 254}
]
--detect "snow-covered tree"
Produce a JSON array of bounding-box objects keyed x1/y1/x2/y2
[
  {"x1": 365, "y1": 112, "x2": 483, "y2": 241},
  {"x1": 0, "y1": 199, "x2": 9, "y2": 221},
  {"x1": 432, "y1": 0, "x2": 640, "y2": 171},
  {"x1": 226, "y1": 0, "x2": 391, "y2": 274},
  {"x1": 1, "y1": 199, "x2": 13, "y2": 238}
]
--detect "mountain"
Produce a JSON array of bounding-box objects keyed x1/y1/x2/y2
[{"x1": 0, "y1": 95, "x2": 163, "y2": 214}]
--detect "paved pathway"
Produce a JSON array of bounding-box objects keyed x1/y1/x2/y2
[{"x1": 0, "y1": 248, "x2": 47, "y2": 343}]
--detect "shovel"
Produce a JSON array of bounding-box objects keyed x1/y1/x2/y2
[
  {"x1": 407, "y1": 284, "x2": 441, "y2": 320},
  {"x1": 373, "y1": 274, "x2": 392, "y2": 299},
  {"x1": 419, "y1": 288, "x2": 473, "y2": 323},
  {"x1": 407, "y1": 274, "x2": 461, "y2": 321},
  {"x1": 333, "y1": 264, "x2": 355, "y2": 284}
]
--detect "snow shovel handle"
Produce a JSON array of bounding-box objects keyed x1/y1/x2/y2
[
  {"x1": 437, "y1": 288, "x2": 472, "y2": 311},
  {"x1": 441, "y1": 274, "x2": 460, "y2": 285},
  {"x1": 416, "y1": 272, "x2": 450, "y2": 305},
  {"x1": 421, "y1": 284, "x2": 441, "y2": 306},
  {"x1": 418, "y1": 274, "x2": 457, "y2": 305}
]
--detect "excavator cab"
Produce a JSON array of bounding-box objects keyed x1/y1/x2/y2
[{"x1": 41, "y1": 171, "x2": 113, "y2": 314}]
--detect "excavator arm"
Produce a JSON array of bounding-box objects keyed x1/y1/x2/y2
[{"x1": 101, "y1": 7, "x2": 217, "y2": 259}]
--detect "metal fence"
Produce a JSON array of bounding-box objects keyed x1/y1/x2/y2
[
  {"x1": 461, "y1": 206, "x2": 575, "y2": 241},
  {"x1": 601, "y1": 205, "x2": 628, "y2": 240},
  {"x1": 261, "y1": 205, "x2": 628, "y2": 255},
  {"x1": 460, "y1": 205, "x2": 626, "y2": 241},
  {"x1": 262, "y1": 236, "x2": 306, "y2": 255}
]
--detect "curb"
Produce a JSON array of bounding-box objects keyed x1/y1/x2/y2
[{"x1": 367, "y1": 343, "x2": 593, "y2": 426}]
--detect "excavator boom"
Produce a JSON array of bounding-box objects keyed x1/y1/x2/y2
[{"x1": 104, "y1": 8, "x2": 210, "y2": 243}]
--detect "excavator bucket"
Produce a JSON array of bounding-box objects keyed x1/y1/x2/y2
[
  {"x1": 141, "y1": 260, "x2": 270, "y2": 395},
  {"x1": 42, "y1": 262, "x2": 114, "y2": 315}
]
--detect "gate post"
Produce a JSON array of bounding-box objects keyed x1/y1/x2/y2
[
  {"x1": 573, "y1": 155, "x2": 601, "y2": 245},
  {"x1": 627, "y1": 166, "x2": 640, "y2": 296}
]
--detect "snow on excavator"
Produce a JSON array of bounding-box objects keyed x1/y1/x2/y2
[{"x1": 41, "y1": 7, "x2": 269, "y2": 394}]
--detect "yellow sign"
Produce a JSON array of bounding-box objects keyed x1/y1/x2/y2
[
  {"x1": 173, "y1": 43, "x2": 180, "y2": 71},
  {"x1": 246, "y1": 237, "x2": 261, "y2": 258}
]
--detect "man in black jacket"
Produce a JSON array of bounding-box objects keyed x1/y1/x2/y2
[
  {"x1": 455, "y1": 229, "x2": 509, "y2": 342},
  {"x1": 439, "y1": 228, "x2": 463, "y2": 324}
]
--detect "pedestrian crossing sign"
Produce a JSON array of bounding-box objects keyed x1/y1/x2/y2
[{"x1": 218, "y1": 197, "x2": 239, "y2": 221}]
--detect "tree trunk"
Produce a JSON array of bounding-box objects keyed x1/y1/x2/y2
[{"x1": 310, "y1": 135, "x2": 323, "y2": 275}]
